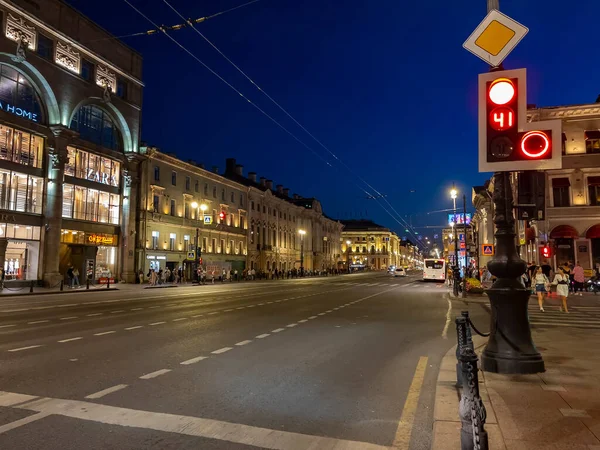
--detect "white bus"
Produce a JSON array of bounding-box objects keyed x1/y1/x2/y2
[{"x1": 423, "y1": 258, "x2": 446, "y2": 281}]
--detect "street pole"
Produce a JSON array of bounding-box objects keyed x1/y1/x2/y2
[
  {"x1": 195, "y1": 227, "x2": 199, "y2": 282},
  {"x1": 300, "y1": 235, "x2": 304, "y2": 277},
  {"x1": 480, "y1": 0, "x2": 544, "y2": 374},
  {"x1": 463, "y1": 194, "x2": 468, "y2": 298},
  {"x1": 452, "y1": 189, "x2": 459, "y2": 297}
]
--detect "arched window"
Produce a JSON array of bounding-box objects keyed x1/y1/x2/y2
[
  {"x1": 0, "y1": 64, "x2": 44, "y2": 123},
  {"x1": 70, "y1": 104, "x2": 122, "y2": 151}
]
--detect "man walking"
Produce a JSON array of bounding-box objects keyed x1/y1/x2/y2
[{"x1": 573, "y1": 261, "x2": 585, "y2": 296}]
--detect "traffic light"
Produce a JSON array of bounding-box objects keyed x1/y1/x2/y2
[
  {"x1": 219, "y1": 211, "x2": 226, "y2": 222},
  {"x1": 541, "y1": 245, "x2": 551, "y2": 259},
  {"x1": 478, "y1": 68, "x2": 561, "y2": 172}
]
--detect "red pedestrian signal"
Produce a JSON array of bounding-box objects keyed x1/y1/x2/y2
[
  {"x1": 219, "y1": 211, "x2": 226, "y2": 221},
  {"x1": 541, "y1": 245, "x2": 551, "y2": 259},
  {"x1": 478, "y1": 68, "x2": 562, "y2": 172}
]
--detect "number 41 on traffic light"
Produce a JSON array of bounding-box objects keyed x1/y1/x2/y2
[{"x1": 478, "y1": 68, "x2": 562, "y2": 173}]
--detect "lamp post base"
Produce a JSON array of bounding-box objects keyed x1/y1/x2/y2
[{"x1": 481, "y1": 279, "x2": 545, "y2": 374}]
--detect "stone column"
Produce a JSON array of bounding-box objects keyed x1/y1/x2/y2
[
  {"x1": 0, "y1": 238, "x2": 8, "y2": 276},
  {"x1": 42, "y1": 126, "x2": 74, "y2": 287},
  {"x1": 120, "y1": 156, "x2": 141, "y2": 283}
]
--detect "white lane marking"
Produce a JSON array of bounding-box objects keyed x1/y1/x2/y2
[
  {"x1": 211, "y1": 347, "x2": 233, "y2": 354},
  {"x1": 247, "y1": 305, "x2": 256, "y2": 308},
  {"x1": 60, "y1": 317, "x2": 77, "y2": 320},
  {"x1": 8, "y1": 345, "x2": 42, "y2": 352},
  {"x1": 28, "y1": 320, "x2": 50, "y2": 324},
  {"x1": 286, "y1": 324, "x2": 298, "y2": 328},
  {"x1": 318, "y1": 313, "x2": 326, "y2": 316},
  {"x1": 180, "y1": 356, "x2": 207, "y2": 365},
  {"x1": 0, "y1": 411, "x2": 51, "y2": 435},
  {"x1": 139, "y1": 369, "x2": 172, "y2": 380},
  {"x1": 86, "y1": 313, "x2": 102, "y2": 317},
  {"x1": 441, "y1": 294, "x2": 453, "y2": 339},
  {"x1": 235, "y1": 340, "x2": 252, "y2": 346},
  {"x1": 326, "y1": 310, "x2": 333, "y2": 313},
  {"x1": 149, "y1": 322, "x2": 166, "y2": 326},
  {"x1": 110, "y1": 310, "x2": 125, "y2": 314},
  {"x1": 333, "y1": 308, "x2": 340, "y2": 310},
  {"x1": 208, "y1": 312, "x2": 218, "y2": 315},
  {"x1": 85, "y1": 384, "x2": 128, "y2": 399},
  {"x1": 271, "y1": 328, "x2": 285, "y2": 333},
  {"x1": 298, "y1": 319, "x2": 308, "y2": 323},
  {"x1": 308, "y1": 316, "x2": 318, "y2": 319},
  {"x1": 58, "y1": 337, "x2": 83, "y2": 343},
  {"x1": 125, "y1": 326, "x2": 143, "y2": 330},
  {"x1": 0, "y1": 324, "x2": 16, "y2": 329},
  {"x1": 191, "y1": 314, "x2": 203, "y2": 318},
  {"x1": 131, "y1": 308, "x2": 143, "y2": 311},
  {"x1": 4, "y1": 391, "x2": 389, "y2": 450},
  {"x1": 256, "y1": 334, "x2": 270, "y2": 339},
  {"x1": 275, "y1": 300, "x2": 282, "y2": 303},
  {"x1": 258, "y1": 303, "x2": 265, "y2": 306},
  {"x1": 225, "y1": 309, "x2": 234, "y2": 312},
  {"x1": 149, "y1": 306, "x2": 160, "y2": 309},
  {"x1": 266, "y1": 301, "x2": 274, "y2": 304},
  {"x1": 237, "y1": 307, "x2": 245, "y2": 310},
  {"x1": 94, "y1": 331, "x2": 116, "y2": 336},
  {"x1": 173, "y1": 318, "x2": 187, "y2": 322}
]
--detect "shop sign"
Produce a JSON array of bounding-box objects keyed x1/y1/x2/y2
[
  {"x1": 0, "y1": 102, "x2": 38, "y2": 122},
  {"x1": 0, "y1": 214, "x2": 16, "y2": 222},
  {"x1": 146, "y1": 255, "x2": 166, "y2": 260},
  {"x1": 87, "y1": 233, "x2": 115, "y2": 245},
  {"x1": 578, "y1": 245, "x2": 588, "y2": 253},
  {"x1": 86, "y1": 168, "x2": 118, "y2": 187}
]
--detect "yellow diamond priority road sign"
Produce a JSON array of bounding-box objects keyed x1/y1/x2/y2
[{"x1": 463, "y1": 10, "x2": 528, "y2": 67}]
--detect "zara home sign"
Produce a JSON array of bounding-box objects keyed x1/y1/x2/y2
[{"x1": 0, "y1": 101, "x2": 38, "y2": 122}]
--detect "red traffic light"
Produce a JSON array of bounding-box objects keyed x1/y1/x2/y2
[
  {"x1": 541, "y1": 245, "x2": 551, "y2": 259},
  {"x1": 488, "y1": 78, "x2": 515, "y2": 105},
  {"x1": 219, "y1": 211, "x2": 226, "y2": 221},
  {"x1": 521, "y1": 131, "x2": 550, "y2": 159}
]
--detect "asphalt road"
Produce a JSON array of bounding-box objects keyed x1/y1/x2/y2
[{"x1": 0, "y1": 272, "x2": 490, "y2": 450}]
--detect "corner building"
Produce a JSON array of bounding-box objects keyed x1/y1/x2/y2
[
  {"x1": 340, "y1": 220, "x2": 401, "y2": 270},
  {"x1": 0, "y1": 1, "x2": 143, "y2": 285}
]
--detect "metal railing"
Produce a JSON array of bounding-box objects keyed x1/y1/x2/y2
[{"x1": 455, "y1": 311, "x2": 489, "y2": 450}]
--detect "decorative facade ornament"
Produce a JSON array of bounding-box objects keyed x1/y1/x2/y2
[
  {"x1": 55, "y1": 42, "x2": 81, "y2": 74},
  {"x1": 102, "y1": 83, "x2": 111, "y2": 103},
  {"x1": 123, "y1": 171, "x2": 133, "y2": 188},
  {"x1": 6, "y1": 14, "x2": 36, "y2": 50},
  {"x1": 47, "y1": 146, "x2": 64, "y2": 170},
  {"x1": 11, "y1": 35, "x2": 28, "y2": 63},
  {"x1": 96, "y1": 65, "x2": 117, "y2": 94}
]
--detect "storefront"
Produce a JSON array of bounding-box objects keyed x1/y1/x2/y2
[
  {"x1": 60, "y1": 230, "x2": 119, "y2": 283},
  {"x1": 145, "y1": 253, "x2": 167, "y2": 275},
  {"x1": 0, "y1": 221, "x2": 41, "y2": 281}
]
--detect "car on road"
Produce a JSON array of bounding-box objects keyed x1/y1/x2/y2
[{"x1": 391, "y1": 267, "x2": 407, "y2": 277}]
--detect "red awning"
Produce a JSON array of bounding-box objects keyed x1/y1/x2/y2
[
  {"x1": 550, "y1": 225, "x2": 579, "y2": 239},
  {"x1": 526, "y1": 227, "x2": 536, "y2": 242},
  {"x1": 586, "y1": 224, "x2": 600, "y2": 239},
  {"x1": 552, "y1": 178, "x2": 570, "y2": 188}
]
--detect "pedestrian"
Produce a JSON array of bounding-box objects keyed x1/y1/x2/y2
[
  {"x1": 551, "y1": 266, "x2": 570, "y2": 313},
  {"x1": 72, "y1": 267, "x2": 80, "y2": 287},
  {"x1": 67, "y1": 265, "x2": 74, "y2": 288},
  {"x1": 573, "y1": 261, "x2": 585, "y2": 296},
  {"x1": 234, "y1": 269, "x2": 238, "y2": 281},
  {"x1": 138, "y1": 270, "x2": 144, "y2": 284},
  {"x1": 533, "y1": 266, "x2": 550, "y2": 312}
]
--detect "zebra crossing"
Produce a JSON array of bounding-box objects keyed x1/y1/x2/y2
[{"x1": 528, "y1": 305, "x2": 600, "y2": 329}]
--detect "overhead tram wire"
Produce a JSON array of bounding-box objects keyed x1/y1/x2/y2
[
  {"x1": 161, "y1": 0, "x2": 428, "y2": 249},
  {"x1": 123, "y1": 0, "x2": 427, "y2": 250},
  {"x1": 85, "y1": 0, "x2": 263, "y2": 44}
]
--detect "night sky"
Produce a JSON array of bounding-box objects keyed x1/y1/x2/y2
[{"x1": 67, "y1": 0, "x2": 600, "y2": 243}]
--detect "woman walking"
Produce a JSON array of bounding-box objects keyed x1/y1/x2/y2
[
  {"x1": 533, "y1": 266, "x2": 550, "y2": 312},
  {"x1": 552, "y1": 266, "x2": 570, "y2": 313}
]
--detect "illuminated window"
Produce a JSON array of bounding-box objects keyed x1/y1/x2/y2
[
  {"x1": 69, "y1": 104, "x2": 122, "y2": 151},
  {"x1": 62, "y1": 183, "x2": 119, "y2": 224},
  {"x1": 151, "y1": 231, "x2": 159, "y2": 249},
  {"x1": 0, "y1": 170, "x2": 43, "y2": 214},
  {"x1": 585, "y1": 131, "x2": 600, "y2": 154},
  {"x1": 0, "y1": 65, "x2": 44, "y2": 123},
  {"x1": 588, "y1": 177, "x2": 600, "y2": 206},
  {"x1": 169, "y1": 233, "x2": 176, "y2": 251},
  {"x1": 0, "y1": 124, "x2": 43, "y2": 168},
  {"x1": 65, "y1": 147, "x2": 120, "y2": 187}
]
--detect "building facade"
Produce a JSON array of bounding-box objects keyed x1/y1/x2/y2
[
  {"x1": 136, "y1": 150, "x2": 247, "y2": 279},
  {"x1": 0, "y1": 0, "x2": 143, "y2": 285},
  {"x1": 340, "y1": 220, "x2": 401, "y2": 270},
  {"x1": 223, "y1": 159, "x2": 342, "y2": 273},
  {"x1": 524, "y1": 102, "x2": 600, "y2": 270}
]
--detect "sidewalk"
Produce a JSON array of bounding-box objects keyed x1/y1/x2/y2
[{"x1": 432, "y1": 328, "x2": 600, "y2": 449}]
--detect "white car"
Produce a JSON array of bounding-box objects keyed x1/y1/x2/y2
[{"x1": 392, "y1": 267, "x2": 406, "y2": 277}]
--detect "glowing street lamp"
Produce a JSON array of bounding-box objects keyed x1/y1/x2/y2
[
  {"x1": 298, "y1": 229, "x2": 306, "y2": 276},
  {"x1": 346, "y1": 239, "x2": 352, "y2": 273}
]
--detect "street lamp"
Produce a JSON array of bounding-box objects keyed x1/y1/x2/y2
[
  {"x1": 450, "y1": 185, "x2": 460, "y2": 296},
  {"x1": 191, "y1": 202, "x2": 208, "y2": 282},
  {"x1": 299, "y1": 229, "x2": 306, "y2": 276},
  {"x1": 346, "y1": 239, "x2": 351, "y2": 273}
]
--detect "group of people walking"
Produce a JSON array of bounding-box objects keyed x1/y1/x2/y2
[{"x1": 524, "y1": 261, "x2": 586, "y2": 313}]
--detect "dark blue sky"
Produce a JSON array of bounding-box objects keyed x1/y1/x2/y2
[{"x1": 69, "y1": 0, "x2": 600, "y2": 242}]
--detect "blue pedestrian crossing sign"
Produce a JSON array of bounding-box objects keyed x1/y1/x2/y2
[
  {"x1": 482, "y1": 244, "x2": 494, "y2": 256},
  {"x1": 203, "y1": 215, "x2": 213, "y2": 225}
]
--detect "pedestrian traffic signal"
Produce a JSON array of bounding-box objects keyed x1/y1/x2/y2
[
  {"x1": 219, "y1": 211, "x2": 226, "y2": 221},
  {"x1": 478, "y1": 68, "x2": 562, "y2": 172},
  {"x1": 541, "y1": 245, "x2": 551, "y2": 259}
]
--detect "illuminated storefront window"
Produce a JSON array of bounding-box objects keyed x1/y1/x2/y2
[
  {"x1": 0, "y1": 125, "x2": 44, "y2": 168},
  {"x1": 62, "y1": 184, "x2": 120, "y2": 224},
  {"x1": 0, "y1": 170, "x2": 43, "y2": 214},
  {"x1": 61, "y1": 230, "x2": 118, "y2": 280},
  {"x1": 65, "y1": 146, "x2": 120, "y2": 186},
  {"x1": 0, "y1": 224, "x2": 41, "y2": 281}
]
